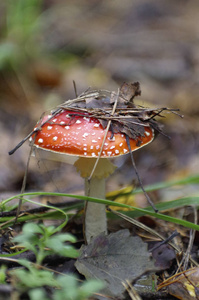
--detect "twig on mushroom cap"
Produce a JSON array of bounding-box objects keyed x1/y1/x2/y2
[{"x1": 88, "y1": 88, "x2": 120, "y2": 181}]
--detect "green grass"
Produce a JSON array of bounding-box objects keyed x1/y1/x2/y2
[{"x1": 1, "y1": 174, "x2": 199, "y2": 231}]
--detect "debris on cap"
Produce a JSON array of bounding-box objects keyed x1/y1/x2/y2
[
  {"x1": 33, "y1": 110, "x2": 154, "y2": 158},
  {"x1": 30, "y1": 82, "x2": 179, "y2": 160}
]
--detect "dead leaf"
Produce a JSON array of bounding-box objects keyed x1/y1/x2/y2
[
  {"x1": 158, "y1": 267, "x2": 199, "y2": 300},
  {"x1": 75, "y1": 229, "x2": 156, "y2": 299},
  {"x1": 149, "y1": 242, "x2": 176, "y2": 270},
  {"x1": 119, "y1": 81, "x2": 141, "y2": 105}
]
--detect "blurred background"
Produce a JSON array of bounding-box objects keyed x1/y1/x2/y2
[{"x1": 1, "y1": 0, "x2": 199, "y2": 204}]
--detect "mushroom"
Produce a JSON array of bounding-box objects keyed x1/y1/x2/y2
[{"x1": 31, "y1": 108, "x2": 154, "y2": 243}]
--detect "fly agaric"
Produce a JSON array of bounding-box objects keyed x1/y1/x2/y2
[
  {"x1": 30, "y1": 83, "x2": 158, "y2": 243},
  {"x1": 8, "y1": 83, "x2": 179, "y2": 243}
]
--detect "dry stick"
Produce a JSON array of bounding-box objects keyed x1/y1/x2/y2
[
  {"x1": 0, "y1": 213, "x2": 25, "y2": 229},
  {"x1": 14, "y1": 113, "x2": 64, "y2": 222},
  {"x1": 8, "y1": 130, "x2": 37, "y2": 155},
  {"x1": 182, "y1": 206, "x2": 197, "y2": 270},
  {"x1": 149, "y1": 231, "x2": 179, "y2": 252},
  {"x1": 10, "y1": 109, "x2": 66, "y2": 219},
  {"x1": 125, "y1": 134, "x2": 158, "y2": 212},
  {"x1": 88, "y1": 88, "x2": 120, "y2": 181},
  {"x1": 14, "y1": 141, "x2": 35, "y2": 223},
  {"x1": 107, "y1": 208, "x2": 198, "y2": 267},
  {"x1": 73, "y1": 80, "x2": 78, "y2": 98},
  {"x1": 8, "y1": 111, "x2": 62, "y2": 156},
  {"x1": 122, "y1": 280, "x2": 142, "y2": 300}
]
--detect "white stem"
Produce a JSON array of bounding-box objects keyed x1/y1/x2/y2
[
  {"x1": 85, "y1": 177, "x2": 107, "y2": 243},
  {"x1": 74, "y1": 157, "x2": 116, "y2": 244}
]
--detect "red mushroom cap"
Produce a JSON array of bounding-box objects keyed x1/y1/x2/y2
[{"x1": 32, "y1": 110, "x2": 154, "y2": 158}]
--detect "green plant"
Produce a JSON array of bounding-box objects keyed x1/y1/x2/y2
[
  {"x1": 12, "y1": 259, "x2": 104, "y2": 300},
  {"x1": 12, "y1": 259, "x2": 57, "y2": 290},
  {"x1": 53, "y1": 275, "x2": 104, "y2": 300},
  {"x1": 0, "y1": 265, "x2": 7, "y2": 284},
  {"x1": 26, "y1": 274, "x2": 104, "y2": 300},
  {"x1": 4, "y1": 188, "x2": 199, "y2": 231},
  {"x1": 14, "y1": 222, "x2": 79, "y2": 265},
  {"x1": 11, "y1": 222, "x2": 104, "y2": 299}
]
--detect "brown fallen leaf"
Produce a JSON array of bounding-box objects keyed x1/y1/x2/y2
[
  {"x1": 75, "y1": 229, "x2": 156, "y2": 299},
  {"x1": 149, "y1": 242, "x2": 176, "y2": 270}
]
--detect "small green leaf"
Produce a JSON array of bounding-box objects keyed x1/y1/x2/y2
[
  {"x1": 13, "y1": 267, "x2": 56, "y2": 289},
  {"x1": 46, "y1": 237, "x2": 79, "y2": 258},
  {"x1": 79, "y1": 279, "x2": 105, "y2": 298},
  {"x1": 55, "y1": 233, "x2": 77, "y2": 243},
  {"x1": 0, "y1": 265, "x2": 7, "y2": 284},
  {"x1": 23, "y1": 223, "x2": 44, "y2": 235},
  {"x1": 28, "y1": 288, "x2": 49, "y2": 300}
]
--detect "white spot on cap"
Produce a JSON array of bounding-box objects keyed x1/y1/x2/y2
[
  {"x1": 60, "y1": 121, "x2": 65, "y2": 125},
  {"x1": 38, "y1": 138, "x2": 43, "y2": 143},
  {"x1": 108, "y1": 136, "x2": 115, "y2": 141},
  {"x1": 90, "y1": 145, "x2": 94, "y2": 149},
  {"x1": 121, "y1": 134, "x2": 124, "y2": 137},
  {"x1": 84, "y1": 152, "x2": 87, "y2": 156},
  {"x1": 92, "y1": 153, "x2": 96, "y2": 157},
  {"x1": 77, "y1": 127, "x2": 82, "y2": 130},
  {"x1": 98, "y1": 137, "x2": 101, "y2": 140},
  {"x1": 107, "y1": 151, "x2": 112, "y2": 156},
  {"x1": 52, "y1": 119, "x2": 57, "y2": 122},
  {"x1": 145, "y1": 131, "x2": 150, "y2": 136},
  {"x1": 123, "y1": 149, "x2": 128, "y2": 153},
  {"x1": 96, "y1": 145, "x2": 100, "y2": 150},
  {"x1": 91, "y1": 133, "x2": 96, "y2": 136},
  {"x1": 83, "y1": 144, "x2": 87, "y2": 146},
  {"x1": 65, "y1": 126, "x2": 70, "y2": 130},
  {"x1": 94, "y1": 123, "x2": 100, "y2": 128},
  {"x1": 83, "y1": 117, "x2": 89, "y2": 121},
  {"x1": 83, "y1": 147, "x2": 87, "y2": 151},
  {"x1": 53, "y1": 136, "x2": 58, "y2": 141},
  {"x1": 83, "y1": 133, "x2": 89, "y2": 138},
  {"x1": 115, "y1": 149, "x2": 120, "y2": 154},
  {"x1": 76, "y1": 120, "x2": 81, "y2": 124},
  {"x1": 110, "y1": 145, "x2": 115, "y2": 149},
  {"x1": 92, "y1": 140, "x2": 97, "y2": 143},
  {"x1": 104, "y1": 143, "x2": 108, "y2": 146},
  {"x1": 47, "y1": 126, "x2": 52, "y2": 130},
  {"x1": 119, "y1": 143, "x2": 123, "y2": 147}
]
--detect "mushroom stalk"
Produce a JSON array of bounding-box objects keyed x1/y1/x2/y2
[
  {"x1": 85, "y1": 177, "x2": 107, "y2": 243},
  {"x1": 74, "y1": 157, "x2": 116, "y2": 244}
]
